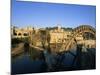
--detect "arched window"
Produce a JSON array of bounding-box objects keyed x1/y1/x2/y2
[
  {"x1": 18, "y1": 33, "x2": 21, "y2": 36},
  {"x1": 14, "y1": 33, "x2": 17, "y2": 36},
  {"x1": 23, "y1": 33, "x2": 28, "y2": 36}
]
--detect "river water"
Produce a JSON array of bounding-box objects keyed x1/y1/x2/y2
[{"x1": 11, "y1": 48, "x2": 96, "y2": 74}]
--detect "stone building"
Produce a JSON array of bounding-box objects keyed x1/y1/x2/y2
[
  {"x1": 11, "y1": 26, "x2": 33, "y2": 38},
  {"x1": 11, "y1": 25, "x2": 96, "y2": 49},
  {"x1": 49, "y1": 25, "x2": 72, "y2": 43}
]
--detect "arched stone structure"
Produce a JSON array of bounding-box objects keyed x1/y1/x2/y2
[{"x1": 64, "y1": 25, "x2": 96, "y2": 51}]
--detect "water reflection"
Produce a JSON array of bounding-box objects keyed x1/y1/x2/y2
[
  {"x1": 12, "y1": 47, "x2": 47, "y2": 74},
  {"x1": 11, "y1": 46, "x2": 96, "y2": 74}
]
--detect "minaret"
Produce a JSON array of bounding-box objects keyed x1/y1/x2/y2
[{"x1": 57, "y1": 24, "x2": 61, "y2": 32}]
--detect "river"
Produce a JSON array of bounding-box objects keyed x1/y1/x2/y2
[{"x1": 11, "y1": 47, "x2": 96, "y2": 74}]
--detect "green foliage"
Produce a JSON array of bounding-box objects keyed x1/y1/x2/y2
[
  {"x1": 11, "y1": 38, "x2": 23, "y2": 45},
  {"x1": 11, "y1": 37, "x2": 29, "y2": 45}
]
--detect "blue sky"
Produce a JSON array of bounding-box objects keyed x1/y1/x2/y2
[{"x1": 11, "y1": 0, "x2": 96, "y2": 28}]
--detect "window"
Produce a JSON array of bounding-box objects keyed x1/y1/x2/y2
[
  {"x1": 14, "y1": 33, "x2": 17, "y2": 36},
  {"x1": 23, "y1": 33, "x2": 28, "y2": 36},
  {"x1": 18, "y1": 33, "x2": 21, "y2": 36}
]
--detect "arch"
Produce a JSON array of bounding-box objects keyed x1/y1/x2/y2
[
  {"x1": 14, "y1": 32, "x2": 17, "y2": 36},
  {"x1": 23, "y1": 33, "x2": 28, "y2": 36},
  {"x1": 74, "y1": 25, "x2": 95, "y2": 34},
  {"x1": 65, "y1": 25, "x2": 96, "y2": 51},
  {"x1": 18, "y1": 33, "x2": 21, "y2": 36}
]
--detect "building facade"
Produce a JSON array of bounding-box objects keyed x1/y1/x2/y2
[
  {"x1": 11, "y1": 26, "x2": 33, "y2": 38},
  {"x1": 49, "y1": 25, "x2": 71, "y2": 43},
  {"x1": 11, "y1": 25, "x2": 96, "y2": 49}
]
